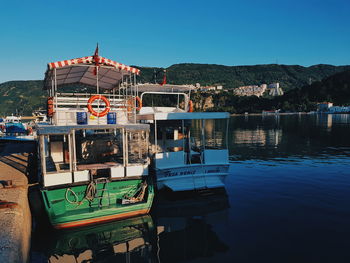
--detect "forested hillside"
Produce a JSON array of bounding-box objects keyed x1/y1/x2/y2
[
  {"x1": 0, "y1": 63, "x2": 349, "y2": 115},
  {"x1": 137, "y1": 63, "x2": 350, "y2": 91},
  {"x1": 0, "y1": 80, "x2": 45, "y2": 116}
]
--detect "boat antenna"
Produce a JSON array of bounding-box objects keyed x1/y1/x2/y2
[{"x1": 153, "y1": 69, "x2": 157, "y2": 84}]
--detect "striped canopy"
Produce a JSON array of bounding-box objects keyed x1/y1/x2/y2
[{"x1": 44, "y1": 55, "x2": 140, "y2": 90}]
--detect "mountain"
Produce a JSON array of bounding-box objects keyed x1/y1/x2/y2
[
  {"x1": 0, "y1": 63, "x2": 349, "y2": 115},
  {"x1": 137, "y1": 63, "x2": 350, "y2": 91},
  {"x1": 286, "y1": 69, "x2": 350, "y2": 106},
  {"x1": 0, "y1": 80, "x2": 45, "y2": 116}
]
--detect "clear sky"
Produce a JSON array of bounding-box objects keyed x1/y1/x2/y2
[{"x1": 0, "y1": 0, "x2": 349, "y2": 83}]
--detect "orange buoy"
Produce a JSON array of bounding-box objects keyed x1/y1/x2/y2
[
  {"x1": 47, "y1": 97, "x2": 54, "y2": 117},
  {"x1": 135, "y1": 96, "x2": 142, "y2": 111},
  {"x1": 87, "y1": 95, "x2": 111, "y2": 117}
]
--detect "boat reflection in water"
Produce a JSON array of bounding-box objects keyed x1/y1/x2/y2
[
  {"x1": 44, "y1": 215, "x2": 156, "y2": 263},
  {"x1": 155, "y1": 190, "x2": 230, "y2": 262}
]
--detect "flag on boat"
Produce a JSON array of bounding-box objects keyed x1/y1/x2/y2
[{"x1": 93, "y1": 44, "x2": 99, "y2": 75}]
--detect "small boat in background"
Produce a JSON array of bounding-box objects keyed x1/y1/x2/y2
[
  {"x1": 0, "y1": 115, "x2": 34, "y2": 141},
  {"x1": 32, "y1": 110, "x2": 48, "y2": 124}
]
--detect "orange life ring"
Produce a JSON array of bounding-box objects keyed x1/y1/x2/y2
[
  {"x1": 135, "y1": 96, "x2": 142, "y2": 111},
  {"x1": 87, "y1": 95, "x2": 111, "y2": 117},
  {"x1": 188, "y1": 100, "x2": 193, "y2": 112},
  {"x1": 47, "y1": 97, "x2": 54, "y2": 117}
]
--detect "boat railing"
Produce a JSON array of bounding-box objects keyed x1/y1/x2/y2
[
  {"x1": 54, "y1": 93, "x2": 134, "y2": 109},
  {"x1": 50, "y1": 93, "x2": 138, "y2": 125}
]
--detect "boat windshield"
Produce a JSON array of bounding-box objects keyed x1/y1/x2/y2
[
  {"x1": 127, "y1": 130, "x2": 149, "y2": 164},
  {"x1": 152, "y1": 119, "x2": 228, "y2": 153},
  {"x1": 75, "y1": 129, "x2": 124, "y2": 165}
]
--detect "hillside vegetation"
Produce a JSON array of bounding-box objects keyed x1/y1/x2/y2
[
  {"x1": 0, "y1": 63, "x2": 349, "y2": 115},
  {"x1": 0, "y1": 80, "x2": 45, "y2": 116}
]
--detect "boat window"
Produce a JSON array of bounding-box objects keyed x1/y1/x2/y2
[
  {"x1": 75, "y1": 129, "x2": 124, "y2": 165},
  {"x1": 153, "y1": 120, "x2": 185, "y2": 153},
  {"x1": 204, "y1": 119, "x2": 228, "y2": 150},
  {"x1": 127, "y1": 130, "x2": 148, "y2": 164},
  {"x1": 44, "y1": 135, "x2": 70, "y2": 173},
  {"x1": 142, "y1": 93, "x2": 186, "y2": 109},
  {"x1": 190, "y1": 120, "x2": 203, "y2": 151}
]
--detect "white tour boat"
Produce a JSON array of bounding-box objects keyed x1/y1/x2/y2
[{"x1": 135, "y1": 84, "x2": 230, "y2": 192}]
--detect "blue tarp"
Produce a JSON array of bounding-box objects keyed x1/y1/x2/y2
[{"x1": 5, "y1": 123, "x2": 26, "y2": 134}]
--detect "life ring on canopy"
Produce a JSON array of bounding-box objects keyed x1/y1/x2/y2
[
  {"x1": 87, "y1": 95, "x2": 111, "y2": 117},
  {"x1": 135, "y1": 96, "x2": 142, "y2": 111},
  {"x1": 47, "y1": 97, "x2": 54, "y2": 117},
  {"x1": 188, "y1": 100, "x2": 194, "y2": 112}
]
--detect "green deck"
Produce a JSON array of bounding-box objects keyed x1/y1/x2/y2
[{"x1": 41, "y1": 178, "x2": 154, "y2": 228}]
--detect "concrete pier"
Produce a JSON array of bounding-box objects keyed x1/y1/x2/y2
[{"x1": 0, "y1": 142, "x2": 35, "y2": 263}]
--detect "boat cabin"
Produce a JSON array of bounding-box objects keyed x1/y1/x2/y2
[
  {"x1": 37, "y1": 124, "x2": 149, "y2": 188},
  {"x1": 138, "y1": 112, "x2": 229, "y2": 170}
]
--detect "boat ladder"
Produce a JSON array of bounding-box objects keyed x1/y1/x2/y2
[{"x1": 94, "y1": 177, "x2": 111, "y2": 208}]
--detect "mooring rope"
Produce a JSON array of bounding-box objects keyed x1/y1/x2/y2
[{"x1": 65, "y1": 181, "x2": 97, "y2": 206}]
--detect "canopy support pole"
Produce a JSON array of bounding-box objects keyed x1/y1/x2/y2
[{"x1": 96, "y1": 67, "x2": 99, "y2": 94}]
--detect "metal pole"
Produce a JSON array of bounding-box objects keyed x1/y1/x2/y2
[
  {"x1": 40, "y1": 136, "x2": 46, "y2": 179},
  {"x1": 125, "y1": 130, "x2": 129, "y2": 166},
  {"x1": 154, "y1": 120, "x2": 158, "y2": 155},
  {"x1": 226, "y1": 118, "x2": 229, "y2": 149},
  {"x1": 201, "y1": 119, "x2": 205, "y2": 164},
  {"x1": 72, "y1": 130, "x2": 77, "y2": 171},
  {"x1": 122, "y1": 128, "x2": 126, "y2": 168},
  {"x1": 54, "y1": 68, "x2": 57, "y2": 124},
  {"x1": 68, "y1": 133, "x2": 73, "y2": 173},
  {"x1": 96, "y1": 67, "x2": 99, "y2": 94}
]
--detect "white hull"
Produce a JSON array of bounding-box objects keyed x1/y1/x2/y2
[{"x1": 155, "y1": 164, "x2": 229, "y2": 191}]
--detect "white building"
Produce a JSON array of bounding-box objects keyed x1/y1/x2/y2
[
  {"x1": 329, "y1": 106, "x2": 350, "y2": 113},
  {"x1": 317, "y1": 102, "x2": 333, "y2": 112},
  {"x1": 234, "y1": 84, "x2": 267, "y2": 97},
  {"x1": 268, "y1": 83, "x2": 284, "y2": 96}
]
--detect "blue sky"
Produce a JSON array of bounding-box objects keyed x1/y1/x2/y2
[{"x1": 0, "y1": 0, "x2": 349, "y2": 83}]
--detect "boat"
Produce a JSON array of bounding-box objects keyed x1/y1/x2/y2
[
  {"x1": 134, "y1": 83, "x2": 230, "y2": 192},
  {"x1": 32, "y1": 109, "x2": 48, "y2": 124},
  {"x1": 36, "y1": 48, "x2": 154, "y2": 229},
  {"x1": 0, "y1": 115, "x2": 35, "y2": 141}
]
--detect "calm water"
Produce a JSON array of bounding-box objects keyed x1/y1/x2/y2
[{"x1": 31, "y1": 114, "x2": 350, "y2": 263}]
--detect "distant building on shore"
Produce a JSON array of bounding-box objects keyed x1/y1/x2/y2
[
  {"x1": 328, "y1": 106, "x2": 350, "y2": 113},
  {"x1": 268, "y1": 83, "x2": 284, "y2": 96},
  {"x1": 234, "y1": 82, "x2": 283, "y2": 97},
  {"x1": 196, "y1": 83, "x2": 225, "y2": 92},
  {"x1": 317, "y1": 102, "x2": 333, "y2": 112},
  {"x1": 234, "y1": 84, "x2": 266, "y2": 97},
  {"x1": 317, "y1": 102, "x2": 350, "y2": 113}
]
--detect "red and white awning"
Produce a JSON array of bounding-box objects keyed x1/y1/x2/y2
[
  {"x1": 48, "y1": 55, "x2": 140, "y2": 74},
  {"x1": 44, "y1": 54, "x2": 140, "y2": 90}
]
